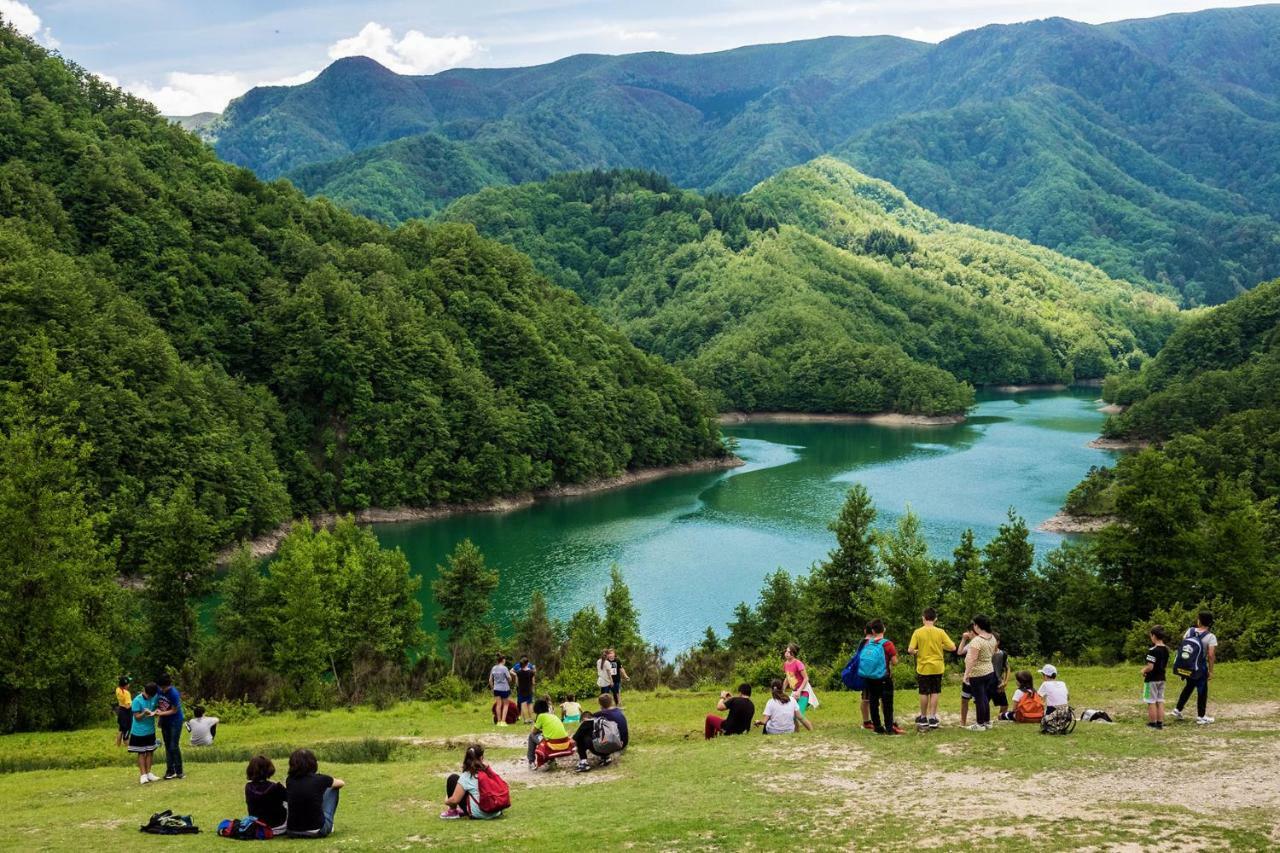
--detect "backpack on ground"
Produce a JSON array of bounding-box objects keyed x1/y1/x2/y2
[
  {"x1": 1013, "y1": 691, "x2": 1045, "y2": 723},
  {"x1": 840, "y1": 639, "x2": 869, "y2": 691},
  {"x1": 475, "y1": 766, "x2": 511, "y2": 813},
  {"x1": 140, "y1": 810, "x2": 199, "y2": 835},
  {"x1": 592, "y1": 715, "x2": 625, "y2": 755},
  {"x1": 216, "y1": 817, "x2": 274, "y2": 840},
  {"x1": 1172, "y1": 630, "x2": 1207, "y2": 679},
  {"x1": 1040, "y1": 705, "x2": 1076, "y2": 736},
  {"x1": 857, "y1": 638, "x2": 888, "y2": 681}
]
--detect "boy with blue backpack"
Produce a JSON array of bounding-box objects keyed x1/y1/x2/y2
[
  {"x1": 1170, "y1": 611, "x2": 1217, "y2": 725},
  {"x1": 860, "y1": 619, "x2": 901, "y2": 735}
]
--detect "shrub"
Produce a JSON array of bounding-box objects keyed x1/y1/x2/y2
[{"x1": 421, "y1": 674, "x2": 473, "y2": 703}]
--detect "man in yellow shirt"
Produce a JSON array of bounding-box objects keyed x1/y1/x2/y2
[
  {"x1": 114, "y1": 676, "x2": 132, "y2": 747},
  {"x1": 907, "y1": 608, "x2": 956, "y2": 729}
]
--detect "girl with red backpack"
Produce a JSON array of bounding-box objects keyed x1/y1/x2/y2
[
  {"x1": 441, "y1": 745, "x2": 509, "y2": 820},
  {"x1": 999, "y1": 671, "x2": 1044, "y2": 722}
]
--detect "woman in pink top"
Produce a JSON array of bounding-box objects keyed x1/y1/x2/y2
[{"x1": 782, "y1": 644, "x2": 816, "y2": 728}]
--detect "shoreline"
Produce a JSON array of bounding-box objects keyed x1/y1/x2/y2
[
  {"x1": 216, "y1": 455, "x2": 744, "y2": 563},
  {"x1": 718, "y1": 411, "x2": 965, "y2": 426},
  {"x1": 1038, "y1": 512, "x2": 1118, "y2": 534},
  {"x1": 1088, "y1": 437, "x2": 1151, "y2": 451}
]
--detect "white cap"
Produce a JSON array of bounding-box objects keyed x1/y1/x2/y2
[{"x1": 1039, "y1": 664, "x2": 1058, "y2": 677}]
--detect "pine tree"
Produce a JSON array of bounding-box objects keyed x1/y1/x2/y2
[
  {"x1": 600, "y1": 566, "x2": 643, "y2": 653},
  {"x1": 431, "y1": 539, "x2": 499, "y2": 676},
  {"x1": 139, "y1": 480, "x2": 215, "y2": 673},
  {"x1": 726, "y1": 601, "x2": 767, "y2": 658},
  {"x1": 213, "y1": 546, "x2": 266, "y2": 648},
  {"x1": 512, "y1": 590, "x2": 561, "y2": 677},
  {"x1": 804, "y1": 485, "x2": 878, "y2": 661},
  {"x1": 876, "y1": 509, "x2": 943, "y2": 640},
  {"x1": 982, "y1": 510, "x2": 1039, "y2": 654}
]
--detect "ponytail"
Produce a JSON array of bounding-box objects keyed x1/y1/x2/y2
[
  {"x1": 770, "y1": 679, "x2": 787, "y2": 703},
  {"x1": 462, "y1": 744, "x2": 486, "y2": 775}
]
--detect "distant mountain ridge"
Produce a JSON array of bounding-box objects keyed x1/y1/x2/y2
[{"x1": 202, "y1": 5, "x2": 1280, "y2": 305}]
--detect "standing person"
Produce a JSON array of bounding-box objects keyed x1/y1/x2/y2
[
  {"x1": 573, "y1": 693, "x2": 629, "y2": 772},
  {"x1": 441, "y1": 745, "x2": 506, "y2": 820},
  {"x1": 512, "y1": 655, "x2": 537, "y2": 724},
  {"x1": 860, "y1": 620, "x2": 902, "y2": 735},
  {"x1": 606, "y1": 649, "x2": 629, "y2": 705},
  {"x1": 285, "y1": 748, "x2": 345, "y2": 838},
  {"x1": 1143, "y1": 625, "x2": 1170, "y2": 730},
  {"x1": 962, "y1": 615, "x2": 998, "y2": 731},
  {"x1": 128, "y1": 682, "x2": 160, "y2": 785},
  {"x1": 705, "y1": 684, "x2": 755, "y2": 739},
  {"x1": 489, "y1": 655, "x2": 513, "y2": 727},
  {"x1": 114, "y1": 677, "x2": 132, "y2": 747},
  {"x1": 185, "y1": 705, "x2": 219, "y2": 746},
  {"x1": 955, "y1": 630, "x2": 973, "y2": 727},
  {"x1": 1036, "y1": 664, "x2": 1069, "y2": 712},
  {"x1": 907, "y1": 608, "x2": 956, "y2": 729},
  {"x1": 991, "y1": 633, "x2": 1011, "y2": 721},
  {"x1": 155, "y1": 673, "x2": 185, "y2": 780},
  {"x1": 596, "y1": 649, "x2": 613, "y2": 699},
  {"x1": 1171, "y1": 611, "x2": 1217, "y2": 725},
  {"x1": 244, "y1": 756, "x2": 289, "y2": 834},
  {"x1": 756, "y1": 680, "x2": 803, "y2": 735},
  {"x1": 782, "y1": 644, "x2": 818, "y2": 720}
]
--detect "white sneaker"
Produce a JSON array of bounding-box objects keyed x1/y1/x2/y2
[
  {"x1": 146, "y1": 772, "x2": 160, "y2": 782},
  {"x1": 966, "y1": 723, "x2": 989, "y2": 732},
  {"x1": 1196, "y1": 716, "x2": 1214, "y2": 725},
  {"x1": 140, "y1": 774, "x2": 149, "y2": 785},
  {"x1": 1169, "y1": 708, "x2": 1183, "y2": 720}
]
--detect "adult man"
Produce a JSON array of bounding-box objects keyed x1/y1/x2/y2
[
  {"x1": 1171, "y1": 611, "x2": 1218, "y2": 725},
  {"x1": 907, "y1": 608, "x2": 956, "y2": 729},
  {"x1": 155, "y1": 673, "x2": 185, "y2": 779},
  {"x1": 512, "y1": 655, "x2": 537, "y2": 724},
  {"x1": 574, "y1": 693, "x2": 629, "y2": 772},
  {"x1": 705, "y1": 684, "x2": 755, "y2": 739}
]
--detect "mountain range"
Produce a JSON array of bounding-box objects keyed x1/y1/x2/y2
[{"x1": 198, "y1": 5, "x2": 1280, "y2": 306}]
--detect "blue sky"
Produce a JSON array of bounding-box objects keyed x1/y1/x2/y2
[{"x1": 1, "y1": 0, "x2": 1264, "y2": 113}]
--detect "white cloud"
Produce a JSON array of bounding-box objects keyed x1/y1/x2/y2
[
  {"x1": 328, "y1": 22, "x2": 480, "y2": 74},
  {"x1": 1, "y1": 0, "x2": 58, "y2": 47},
  {"x1": 123, "y1": 67, "x2": 319, "y2": 115}
]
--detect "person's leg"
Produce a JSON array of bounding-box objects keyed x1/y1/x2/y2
[
  {"x1": 162, "y1": 722, "x2": 182, "y2": 776},
  {"x1": 137, "y1": 750, "x2": 147, "y2": 778},
  {"x1": 1195, "y1": 677, "x2": 1208, "y2": 718},
  {"x1": 973, "y1": 676, "x2": 991, "y2": 726},
  {"x1": 573, "y1": 723, "x2": 592, "y2": 760},
  {"x1": 959, "y1": 694, "x2": 970, "y2": 726},
  {"x1": 446, "y1": 774, "x2": 460, "y2": 798},
  {"x1": 918, "y1": 687, "x2": 929, "y2": 720},
  {"x1": 705, "y1": 714, "x2": 724, "y2": 740},
  {"x1": 868, "y1": 679, "x2": 885, "y2": 732},
  {"x1": 1175, "y1": 678, "x2": 1195, "y2": 714},
  {"x1": 861, "y1": 693, "x2": 870, "y2": 725},
  {"x1": 528, "y1": 731, "x2": 544, "y2": 764},
  {"x1": 319, "y1": 786, "x2": 339, "y2": 836},
  {"x1": 928, "y1": 689, "x2": 941, "y2": 720},
  {"x1": 883, "y1": 679, "x2": 895, "y2": 731}
]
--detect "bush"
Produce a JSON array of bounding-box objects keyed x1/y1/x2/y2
[
  {"x1": 1122, "y1": 598, "x2": 1245, "y2": 662},
  {"x1": 198, "y1": 698, "x2": 263, "y2": 725},
  {"x1": 421, "y1": 674, "x2": 473, "y2": 703},
  {"x1": 541, "y1": 666, "x2": 602, "y2": 702}
]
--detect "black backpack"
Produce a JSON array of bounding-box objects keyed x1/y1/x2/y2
[
  {"x1": 1172, "y1": 630, "x2": 1207, "y2": 679},
  {"x1": 140, "y1": 810, "x2": 199, "y2": 834}
]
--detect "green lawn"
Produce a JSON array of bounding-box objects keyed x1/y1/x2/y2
[{"x1": 2, "y1": 661, "x2": 1277, "y2": 851}]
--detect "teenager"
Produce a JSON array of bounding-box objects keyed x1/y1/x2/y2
[
  {"x1": 1171, "y1": 611, "x2": 1217, "y2": 725},
  {"x1": 907, "y1": 608, "x2": 955, "y2": 729},
  {"x1": 244, "y1": 755, "x2": 288, "y2": 834},
  {"x1": 861, "y1": 620, "x2": 902, "y2": 734},
  {"x1": 441, "y1": 745, "x2": 505, "y2": 820},
  {"x1": 962, "y1": 615, "x2": 998, "y2": 731},
  {"x1": 527, "y1": 698, "x2": 574, "y2": 769},
  {"x1": 114, "y1": 676, "x2": 132, "y2": 747},
  {"x1": 489, "y1": 655, "x2": 513, "y2": 727},
  {"x1": 512, "y1": 655, "x2": 537, "y2": 724},
  {"x1": 128, "y1": 682, "x2": 161, "y2": 784},
  {"x1": 605, "y1": 649, "x2": 629, "y2": 704},
  {"x1": 185, "y1": 705, "x2": 219, "y2": 746},
  {"x1": 285, "y1": 748, "x2": 345, "y2": 838},
  {"x1": 756, "y1": 679, "x2": 803, "y2": 735},
  {"x1": 1142, "y1": 625, "x2": 1169, "y2": 730},
  {"x1": 991, "y1": 633, "x2": 1011, "y2": 721},
  {"x1": 155, "y1": 673, "x2": 185, "y2": 780},
  {"x1": 782, "y1": 644, "x2": 818, "y2": 721},
  {"x1": 596, "y1": 648, "x2": 613, "y2": 697},
  {"x1": 705, "y1": 684, "x2": 755, "y2": 739},
  {"x1": 573, "y1": 693, "x2": 629, "y2": 772}
]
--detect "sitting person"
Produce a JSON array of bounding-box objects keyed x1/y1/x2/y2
[
  {"x1": 755, "y1": 680, "x2": 802, "y2": 735},
  {"x1": 998, "y1": 671, "x2": 1043, "y2": 722},
  {"x1": 285, "y1": 748, "x2": 345, "y2": 838},
  {"x1": 560, "y1": 693, "x2": 582, "y2": 724},
  {"x1": 244, "y1": 755, "x2": 288, "y2": 834},
  {"x1": 573, "y1": 692, "x2": 629, "y2": 772},
  {"x1": 527, "y1": 698, "x2": 574, "y2": 769},
  {"x1": 1037, "y1": 664, "x2": 1069, "y2": 712},
  {"x1": 705, "y1": 683, "x2": 755, "y2": 739},
  {"x1": 441, "y1": 745, "x2": 505, "y2": 820},
  {"x1": 185, "y1": 705, "x2": 219, "y2": 746}
]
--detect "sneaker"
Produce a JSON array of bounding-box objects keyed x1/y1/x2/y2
[
  {"x1": 1146, "y1": 721, "x2": 1159, "y2": 729},
  {"x1": 891, "y1": 724, "x2": 905, "y2": 734},
  {"x1": 861, "y1": 721, "x2": 875, "y2": 731},
  {"x1": 163, "y1": 772, "x2": 177, "y2": 780},
  {"x1": 1155, "y1": 721, "x2": 1164, "y2": 729},
  {"x1": 928, "y1": 717, "x2": 940, "y2": 729},
  {"x1": 1169, "y1": 708, "x2": 1183, "y2": 720},
  {"x1": 1196, "y1": 716, "x2": 1214, "y2": 725},
  {"x1": 966, "y1": 723, "x2": 989, "y2": 732},
  {"x1": 496, "y1": 721, "x2": 508, "y2": 727},
  {"x1": 914, "y1": 715, "x2": 927, "y2": 725},
  {"x1": 146, "y1": 772, "x2": 160, "y2": 782},
  {"x1": 575, "y1": 761, "x2": 591, "y2": 773},
  {"x1": 140, "y1": 774, "x2": 149, "y2": 785},
  {"x1": 439, "y1": 807, "x2": 464, "y2": 820},
  {"x1": 599, "y1": 755, "x2": 613, "y2": 767}
]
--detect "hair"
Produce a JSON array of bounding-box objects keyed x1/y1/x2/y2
[
  {"x1": 564, "y1": 693, "x2": 576, "y2": 703},
  {"x1": 496, "y1": 653, "x2": 506, "y2": 662},
  {"x1": 770, "y1": 679, "x2": 787, "y2": 703},
  {"x1": 288, "y1": 748, "x2": 318, "y2": 777},
  {"x1": 738, "y1": 683, "x2": 752, "y2": 696},
  {"x1": 992, "y1": 631, "x2": 1001, "y2": 646},
  {"x1": 1197, "y1": 610, "x2": 1214, "y2": 629},
  {"x1": 118, "y1": 676, "x2": 130, "y2": 688},
  {"x1": 869, "y1": 618, "x2": 885, "y2": 635},
  {"x1": 864, "y1": 620, "x2": 875, "y2": 634},
  {"x1": 142, "y1": 681, "x2": 158, "y2": 698},
  {"x1": 922, "y1": 607, "x2": 937, "y2": 622},
  {"x1": 462, "y1": 744, "x2": 487, "y2": 775},
  {"x1": 1014, "y1": 670, "x2": 1034, "y2": 692},
  {"x1": 193, "y1": 704, "x2": 206, "y2": 717},
  {"x1": 520, "y1": 654, "x2": 529, "y2": 662},
  {"x1": 157, "y1": 673, "x2": 172, "y2": 688},
  {"x1": 1150, "y1": 624, "x2": 1168, "y2": 642},
  {"x1": 784, "y1": 643, "x2": 799, "y2": 658},
  {"x1": 246, "y1": 755, "x2": 275, "y2": 782},
  {"x1": 533, "y1": 698, "x2": 550, "y2": 715},
  {"x1": 598, "y1": 693, "x2": 615, "y2": 709},
  {"x1": 972, "y1": 614, "x2": 992, "y2": 633}
]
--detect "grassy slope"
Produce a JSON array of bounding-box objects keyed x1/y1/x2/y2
[{"x1": 2, "y1": 661, "x2": 1278, "y2": 850}]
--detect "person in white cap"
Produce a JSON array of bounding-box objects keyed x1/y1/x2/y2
[{"x1": 1036, "y1": 664, "x2": 1069, "y2": 712}]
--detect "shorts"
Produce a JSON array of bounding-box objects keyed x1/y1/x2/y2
[
  {"x1": 517, "y1": 694, "x2": 533, "y2": 706},
  {"x1": 1143, "y1": 681, "x2": 1165, "y2": 704},
  {"x1": 127, "y1": 732, "x2": 157, "y2": 753},
  {"x1": 917, "y1": 674, "x2": 943, "y2": 695},
  {"x1": 993, "y1": 690, "x2": 1009, "y2": 708},
  {"x1": 493, "y1": 690, "x2": 510, "y2": 699},
  {"x1": 960, "y1": 681, "x2": 973, "y2": 701},
  {"x1": 796, "y1": 693, "x2": 810, "y2": 714},
  {"x1": 116, "y1": 705, "x2": 132, "y2": 735}
]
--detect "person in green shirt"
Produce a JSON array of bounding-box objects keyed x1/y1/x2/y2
[{"x1": 527, "y1": 698, "x2": 574, "y2": 769}]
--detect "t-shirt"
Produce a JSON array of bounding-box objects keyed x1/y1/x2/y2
[
  {"x1": 115, "y1": 686, "x2": 131, "y2": 708},
  {"x1": 561, "y1": 701, "x2": 582, "y2": 720},
  {"x1": 967, "y1": 635, "x2": 997, "y2": 678},
  {"x1": 722, "y1": 696, "x2": 756, "y2": 735},
  {"x1": 908, "y1": 625, "x2": 957, "y2": 675},
  {"x1": 1011, "y1": 688, "x2": 1028, "y2": 705},
  {"x1": 245, "y1": 780, "x2": 288, "y2": 828},
  {"x1": 534, "y1": 712, "x2": 568, "y2": 741},
  {"x1": 1145, "y1": 645, "x2": 1169, "y2": 682},
  {"x1": 185, "y1": 715, "x2": 219, "y2": 746},
  {"x1": 130, "y1": 693, "x2": 157, "y2": 737},
  {"x1": 607, "y1": 659, "x2": 621, "y2": 683},
  {"x1": 490, "y1": 665, "x2": 512, "y2": 692},
  {"x1": 286, "y1": 772, "x2": 334, "y2": 833},
  {"x1": 1038, "y1": 679, "x2": 1069, "y2": 708},
  {"x1": 784, "y1": 659, "x2": 807, "y2": 691},
  {"x1": 513, "y1": 662, "x2": 536, "y2": 695},
  {"x1": 992, "y1": 650, "x2": 1010, "y2": 685},
  {"x1": 156, "y1": 686, "x2": 184, "y2": 725},
  {"x1": 458, "y1": 770, "x2": 501, "y2": 819},
  {"x1": 1184, "y1": 628, "x2": 1219, "y2": 662},
  {"x1": 596, "y1": 706, "x2": 629, "y2": 746},
  {"x1": 763, "y1": 697, "x2": 799, "y2": 734}
]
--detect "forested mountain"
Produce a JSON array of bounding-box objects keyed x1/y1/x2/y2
[
  {"x1": 0, "y1": 25, "x2": 723, "y2": 581},
  {"x1": 202, "y1": 6, "x2": 1280, "y2": 305},
  {"x1": 440, "y1": 160, "x2": 1177, "y2": 412}
]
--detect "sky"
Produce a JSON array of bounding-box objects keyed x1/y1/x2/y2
[{"x1": 1, "y1": 0, "x2": 1267, "y2": 114}]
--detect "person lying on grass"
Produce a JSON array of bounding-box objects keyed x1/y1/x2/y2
[
  {"x1": 755, "y1": 679, "x2": 810, "y2": 734},
  {"x1": 441, "y1": 745, "x2": 505, "y2": 820},
  {"x1": 527, "y1": 698, "x2": 574, "y2": 769}
]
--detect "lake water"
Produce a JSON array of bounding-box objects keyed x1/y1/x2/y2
[{"x1": 373, "y1": 388, "x2": 1115, "y2": 653}]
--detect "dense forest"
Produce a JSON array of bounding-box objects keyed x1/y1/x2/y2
[
  {"x1": 441, "y1": 161, "x2": 1176, "y2": 412},
  {"x1": 0, "y1": 25, "x2": 724, "y2": 730},
  {"x1": 202, "y1": 6, "x2": 1280, "y2": 304}
]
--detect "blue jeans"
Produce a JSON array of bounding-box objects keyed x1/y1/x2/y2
[
  {"x1": 160, "y1": 720, "x2": 183, "y2": 775},
  {"x1": 290, "y1": 788, "x2": 340, "y2": 838}
]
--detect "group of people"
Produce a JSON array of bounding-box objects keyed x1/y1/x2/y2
[
  {"x1": 241, "y1": 750, "x2": 346, "y2": 837},
  {"x1": 115, "y1": 674, "x2": 221, "y2": 784}
]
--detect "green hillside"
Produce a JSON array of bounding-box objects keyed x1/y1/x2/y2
[
  {"x1": 204, "y1": 7, "x2": 1280, "y2": 305},
  {"x1": 440, "y1": 160, "x2": 1177, "y2": 413}
]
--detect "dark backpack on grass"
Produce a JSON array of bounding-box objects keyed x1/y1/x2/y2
[
  {"x1": 140, "y1": 810, "x2": 199, "y2": 834},
  {"x1": 1040, "y1": 705, "x2": 1076, "y2": 735},
  {"x1": 217, "y1": 817, "x2": 274, "y2": 840}
]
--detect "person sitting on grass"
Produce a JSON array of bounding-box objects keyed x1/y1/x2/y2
[
  {"x1": 285, "y1": 748, "x2": 345, "y2": 838},
  {"x1": 128, "y1": 681, "x2": 160, "y2": 785},
  {"x1": 998, "y1": 671, "x2": 1039, "y2": 721},
  {"x1": 573, "y1": 693, "x2": 629, "y2": 772},
  {"x1": 560, "y1": 693, "x2": 582, "y2": 724},
  {"x1": 185, "y1": 705, "x2": 219, "y2": 746},
  {"x1": 1036, "y1": 664, "x2": 1069, "y2": 713},
  {"x1": 527, "y1": 698, "x2": 574, "y2": 769},
  {"x1": 244, "y1": 755, "x2": 288, "y2": 834},
  {"x1": 756, "y1": 679, "x2": 804, "y2": 735},
  {"x1": 705, "y1": 683, "x2": 755, "y2": 739},
  {"x1": 441, "y1": 745, "x2": 505, "y2": 820}
]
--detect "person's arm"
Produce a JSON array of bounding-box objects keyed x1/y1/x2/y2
[
  {"x1": 716, "y1": 693, "x2": 730, "y2": 712},
  {"x1": 621, "y1": 666, "x2": 630, "y2": 681},
  {"x1": 330, "y1": 778, "x2": 346, "y2": 789},
  {"x1": 1207, "y1": 644, "x2": 1216, "y2": 679},
  {"x1": 963, "y1": 644, "x2": 979, "y2": 682},
  {"x1": 1141, "y1": 660, "x2": 1153, "y2": 677},
  {"x1": 943, "y1": 633, "x2": 957, "y2": 653},
  {"x1": 445, "y1": 781, "x2": 464, "y2": 806}
]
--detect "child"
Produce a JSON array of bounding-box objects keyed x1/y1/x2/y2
[
  {"x1": 244, "y1": 755, "x2": 288, "y2": 834},
  {"x1": 991, "y1": 633, "x2": 1011, "y2": 720},
  {"x1": 441, "y1": 745, "x2": 505, "y2": 820},
  {"x1": 861, "y1": 619, "x2": 902, "y2": 735},
  {"x1": 1142, "y1": 625, "x2": 1169, "y2": 730},
  {"x1": 1037, "y1": 664, "x2": 1069, "y2": 712},
  {"x1": 114, "y1": 676, "x2": 132, "y2": 747},
  {"x1": 560, "y1": 693, "x2": 582, "y2": 724},
  {"x1": 955, "y1": 630, "x2": 973, "y2": 726},
  {"x1": 527, "y1": 698, "x2": 574, "y2": 769},
  {"x1": 907, "y1": 607, "x2": 956, "y2": 730},
  {"x1": 489, "y1": 655, "x2": 513, "y2": 727},
  {"x1": 999, "y1": 671, "x2": 1037, "y2": 721},
  {"x1": 185, "y1": 705, "x2": 219, "y2": 746},
  {"x1": 1171, "y1": 610, "x2": 1217, "y2": 725},
  {"x1": 128, "y1": 682, "x2": 160, "y2": 785}
]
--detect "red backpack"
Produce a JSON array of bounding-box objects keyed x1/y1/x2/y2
[
  {"x1": 475, "y1": 766, "x2": 510, "y2": 813},
  {"x1": 1014, "y1": 690, "x2": 1045, "y2": 723}
]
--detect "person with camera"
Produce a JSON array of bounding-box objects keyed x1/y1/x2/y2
[{"x1": 704, "y1": 683, "x2": 755, "y2": 739}]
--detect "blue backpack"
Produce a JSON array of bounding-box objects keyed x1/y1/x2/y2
[
  {"x1": 840, "y1": 639, "x2": 869, "y2": 690},
  {"x1": 1172, "y1": 629, "x2": 1207, "y2": 679},
  {"x1": 857, "y1": 638, "x2": 888, "y2": 680}
]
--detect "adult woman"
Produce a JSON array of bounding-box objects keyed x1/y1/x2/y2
[
  {"x1": 962, "y1": 614, "x2": 998, "y2": 731},
  {"x1": 441, "y1": 745, "x2": 506, "y2": 820},
  {"x1": 244, "y1": 755, "x2": 288, "y2": 834}
]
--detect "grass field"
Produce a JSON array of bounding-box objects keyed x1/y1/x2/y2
[{"x1": 1, "y1": 661, "x2": 1277, "y2": 851}]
